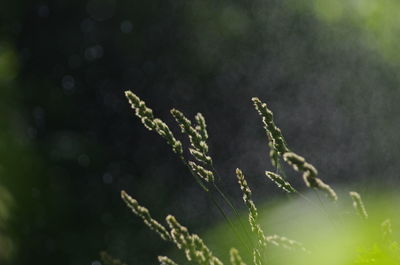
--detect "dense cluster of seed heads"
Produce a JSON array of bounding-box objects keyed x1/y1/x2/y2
[
  {"x1": 171, "y1": 109, "x2": 212, "y2": 165},
  {"x1": 121, "y1": 91, "x2": 376, "y2": 265},
  {"x1": 121, "y1": 190, "x2": 225, "y2": 265},
  {"x1": 125, "y1": 90, "x2": 214, "y2": 191},
  {"x1": 283, "y1": 152, "x2": 337, "y2": 201},
  {"x1": 167, "y1": 215, "x2": 223, "y2": 265},
  {"x1": 252, "y1": 96, "x2": 337, "y2": 201},
  {"x1": 349, "y1": 191, "x2": 368, "y2": 219}
]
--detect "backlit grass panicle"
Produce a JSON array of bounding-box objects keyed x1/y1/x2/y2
[
  {"x1": 125, "y1": 90, "x2": 156, "y2": 131},
  {"x1": 125, "y1": 90, "x2": 183, "y2": 155},
  {"x1": 170, "y1": 109, "x2": 207, "y2": 151},
  {"x1": 236, "y1": 168, "x2": 267, "y2": 265},
  {"x1": 153, "y1": 119, "x2": 183, "y2": 155},
  {"x1": 265, "y1": 235, "x2": 307, "y2": 252},
  {"x1": 189, "y1": 161, "x2": 215, "y2": 183},
  {"x1": 312, "y1": 178, "x2": 337, "y2": 202},
  {"x1": 171, "y1": 109, "x2": 212, "y2": 164},
  {"x1": 195, "y1": 113, "x2": 208, "y2": 140},
  {"x1": 265, "y1": 171, "x2": 296, "y2": 193},
  {"x1": 158, "y1": 256, "x2": 179, "y2": 265},
  {"x1": 236, "y1": 169, "x2": 257, "y2": 219},
  {"x1": 189, "y1": 148, "x2": 212, "y2": 165},
  {"x1": 349, "y1": 191, "x2": 368, "y2": 219},
  {"x1": 252, "y1": 97, "x2": 289, "y2": 157},
  {"x1": 253, "y1": 249, "x2": 262, "y2": 265},
  {"x1": 121, "y1": 92, "x2": 366, "y2": 264},
  {"x1": 229, "y1": 248, "x2": 247, "y2": 265},
  {"x1": 283, "y1": 152, "x2": 338, "y2": 201},
  {"x1": 166, "y1": 215, "x2": 194, "y2": 260},
  {"x1": 166, "y1": 215, "x2": 223, "y2": 265},
  {"x1": 121, "y1": 190, "x2": 171, "y2": 241}
]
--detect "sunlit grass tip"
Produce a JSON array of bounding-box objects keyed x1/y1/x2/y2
[
  {"x1": 166, "y1": 215, "x2": 223, "y2": 265},
  {"x1": 171, "y1": 108, "x2": 212, "y2": 164},
  {"x1": 229, "y1": 248, "x2": 247, "y2": 265},
  {"x1": 236, "y1": 168, "x2": 267, "y2": 265},
  {"x1": 283, "y1": 152, "x2": 338, "y2": 201},
  {"x1": 266, "y1": 235, "x2": 307, "y2": 252},
  {"x1": 251, "y1": 97, "x2": 289, "y2": 157},
  {"x1": 189, "y1": 161, "x2": 215, "y2": 183},
  {"x1": 124, "y1": 90, "x2": 183, "y2": 155},
  {"x1": 265, "y1": 171, "x2": 296, "y2": 193},
  {"x1": 158, "y1": 256, "x2": 179, "y2": 265},
  {"x1": 349, "y1": 191, "x2": 368, "y2": 219},
  {"x1": 121, "y1": 190, "x2": 171, "y2": 241}
]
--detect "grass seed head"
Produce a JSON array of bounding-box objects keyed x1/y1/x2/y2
[
  {"x1": 265, "y1": 171, "x2": 296, "y2": 193},
  {"x1": 153, "y1": 119, "x2": 183, "y2": 155},
  {"x1": 189, "y1": 148, "x2": 212, "y2": 165},
  {"x1": 158, "y1": 256, "x2": 179, "y2": 265},
  {"x1": 125, "y1": 91, "x2": 156, "y2": 131},
  {"x1": 266, "y1": 235, "x2": 307, "y2": 252},
  {"x1": 284, "y1": 152, "x2": 337, "y2": 201},
  {"x1": 229, "y1": 248, "x2": 247, "y2": 265},
  {"x1": 121, "y1": 190, "x2": 171, "y2": 241},
  {"x1": 189, "y1": 161, "x2": 214, "y2": 183},
  {"x1": 350, "y1": 191, "x2": 368, "y2": 219},
  {"x1": 252, "y1": 97, "x2": 289, "y2": 156},
  {"x1": 195, "y1": 112, "x2": 208, "y2": 140},
  {"x1": 166, "y1": 215, "x2": 222, "y2": 265},
  {"x1": 171, "y1": 108, "x2": 211, "y2": 162},
  {"x1": 236, "y1": 168, "x2": 267, "y2": 248}
]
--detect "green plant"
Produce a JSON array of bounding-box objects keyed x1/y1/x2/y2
[{"x1": 119, "y1": 90, "x2": 399, "y2": 265}]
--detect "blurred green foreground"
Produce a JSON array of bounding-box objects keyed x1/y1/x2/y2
[{"x1": 193, "y1": 190, "x2": 400, "y2": 265}]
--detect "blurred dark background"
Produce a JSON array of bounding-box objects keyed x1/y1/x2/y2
[{"x1": 1, "y1": 0, "x2": 400, "y2": 264}]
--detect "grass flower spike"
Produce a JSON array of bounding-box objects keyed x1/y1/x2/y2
[
  {"x1": 195, "y1": 113, "x2": 208, "y2": 140},
  {"x1": 158, "y1": 256, "x2": 179, "y2": 265},
  {"x1": 125, "y1": 91, "x2": 156, "y2": 131},
  {"x1": 120, "y1": 92, "x2": 383, "y2": 265},
  {"x1": 252, "y1": 97, "x2": 289, "y2": 165},
  {"x1": 382, "y1": 219, "x2": 392, "y2": 240},
  {"x1": 166, "y1": 215, "x2": 223, "y2": 265},
  {"x1": 125, "y1": 90, "x2": 183, "y2": 155},
  {"x1": 236, "y1": 168, "x2": 267, "y2": 264},
  {"x1": 189, "y1": 161, "x2": 215, "y2": 183},
  {"x1": 283, "y1": 152, "x2": 337, "y2": 201},
  {"x1": 265, "y1": 171, "x2": 296, "y2": 193},
  {"x1": 171, "y1": 108, "x2": 212, "y2": 165},
  {"x1": 121, "y1": 190, "x2": 171, "y2": 241},
  {"x1": 349, "y1": 191, "x2": 368, "y2": 219},
  {"x1": 229, "y1": 248, "x2": 247, "y2": 265}
]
